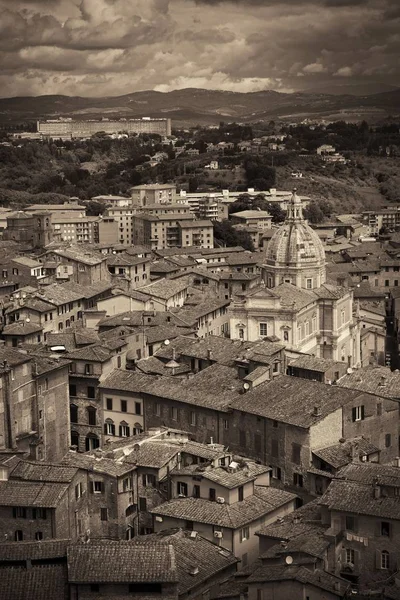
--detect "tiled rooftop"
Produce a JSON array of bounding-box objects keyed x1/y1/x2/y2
[
  {"x1": 170, "y1": 462, "x2": 269, "y2": 489},
  {"x1": 0, "y1": 480, "x2": 69, "y2": 508},
  {"x1": 67, "y1": 540, "x2": 178, "y2": 583},
  {"x1": 229, "y1": 375, "x2": 360, "y2": 428},
  {"x1": 289, "y1": 355, "x2": 346, "y2": 373},
  {"x1": 136, "y1": 529, "x2": 237, "y2": 595},
  {"x1": 247, "y1": 565, "x2": 349, "y2": 597},
  {"x1": 151, "y1": 486, "x2": 296, "y2": 529},
  {"x1": 313, "y1": 437, "x2": 379, "y2": 469},
  {"x1": 10, "y1": 461, "x2": 78, "y2": 483},
  {"x1": 337, "y1": 366, "x2": 400, "y2": 399},
  {"x1": 137, "y1": 276, "x2": 191, "y2": 300},
  {"x1": 0, "y1": 539, "x2": 69, "y2": 562},
  {"x1": 0, "y1": 565, "x2": 68, "y2": 600}
]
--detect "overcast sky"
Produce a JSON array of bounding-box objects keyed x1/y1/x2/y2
[{"x1": 0, "y1": 0, "x2": 399, "y2": 97}]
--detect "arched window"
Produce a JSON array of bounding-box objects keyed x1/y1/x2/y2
[
  {"x1": 71, "y1": 431, "x2": 79, "y2": 449},
  {"x1": 104, "y1": 419, "x2": 115, "y2": 436},
  {"x1": 133, "y1": 423, "x2": 143, "y2": 436},
  {"x1": 70, "y1": 404, "x2": 78, "y2": 423},
  {"x1": 119, "y1": 421, "x2": 130, "y2": 438},
  {"x1": 87, "y1": 406, "x2": 96, "y2": 426},
  {"x1": 85, "y1": 433, "x2": 99, "y2": 451}
]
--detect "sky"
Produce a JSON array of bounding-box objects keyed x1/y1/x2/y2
[{"x1": 0, "y1": 0, "x2": 399, "y2": 98}]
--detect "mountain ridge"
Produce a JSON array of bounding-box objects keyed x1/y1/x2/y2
[{"x1": 1, "y1": 87, "x2": 399, "y2": 126}]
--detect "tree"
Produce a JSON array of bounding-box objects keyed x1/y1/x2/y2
[
  {"x1": 303, "y1": 200, "x2": 325, "y2": 224},
  {"x1": 188, "y1": 177, "x2": 199, "y2": 193},
  {"x1": 214, "y1": 220, "x2": 254, "y2": 251}
]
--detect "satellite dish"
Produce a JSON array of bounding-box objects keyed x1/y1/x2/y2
[
  {"x1": 243, "y1": 382, "x2": 250, "y2": 390},
  {"x1": 285, "y1": 556, "x2": 293, "y2": 565},
  {"x1": 164, "y1": 339, "x2": 170, "y2": 346}
]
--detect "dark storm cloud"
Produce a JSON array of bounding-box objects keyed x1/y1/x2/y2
[{"x1": 0, "y1": 0, "x2": 398, "y2": 97}]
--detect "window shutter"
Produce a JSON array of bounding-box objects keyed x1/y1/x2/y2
[
  {"x1": 100, "y1": 482, "x2": 104, "y2": 493},
  {"x1": 126, "y1": 426, "x2": 130, "y2": 436},
  {"x1": 119, "y1": 425, "x2": 122, "y2": 437},
  {"x1": 361, "y1": 405, "x2": 365, "y2": 419},
  {"x1": 341, "y1": 548, "x2": 347, "y2": 565},
  {"x1": 353, "y1": 549, "x2": 359, "y2": 570},
  {"x1": 89, "y1": 481, "x2": 94, "y2": 494},
  {"x1": 111, "y1": 424, "x2": 115, "y2": 435},
  {"x1": 352, "y1": 407, "x2": 356, "y2": 421},
  {"x1": 104, "y1": 423, "x2": 108, "y2": 434},
  {"x1": 12, "y1": 507, "x2": 17, "y2": 518},
  {"x1": 375, "y1": 550, "x2": 381, "y2": 569}
]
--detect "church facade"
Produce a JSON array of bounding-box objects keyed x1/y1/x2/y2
[{"x1": 229, "y1": 191, "x2": 361, "y2": 367}]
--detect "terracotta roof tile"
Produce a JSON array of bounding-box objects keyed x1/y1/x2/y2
[{"x1": 67, "y1": 540, "x2": 177, "y2": 583}]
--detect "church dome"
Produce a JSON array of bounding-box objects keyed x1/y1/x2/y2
[{"x1": 264, "y1": 191, "x2": 326, "y2": 289}]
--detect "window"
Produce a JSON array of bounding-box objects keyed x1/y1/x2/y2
[
  {"x1": 87, "y1": 386, "x2": 95, "y2": 399},
  {"x1": 271, "y1": 466, "x2": 281, "y2": 480},
  {"x1": 377, "y1": 403, "x2": 382, "y2": 416},
  {"x1": 71, "y1": 431, "x2": 79, "y2": 448},
  {"x1": 135, "y1": 402, "x2": 141, "y2": 415},
  {"x1": 91, "y1": 585, "x2": 100, "y2": 593},
  {"x1": 209, "y1": 488, "x2": 216, "y2": 501},
  {"x1": 70, "y1": 404, "x2": 78, "y2": 423},
  {"x1": 142, "y1": 474, "x2": 156, "y2": 487},
  {"x1": 381, "y1": 522, "x2": 391, "y2": 537},
  {"x1": 238, "y1": 486, "x2": 244, "y2": 502},
  {"x1": 119, "y1": 423, "x2": 130, "y2": 437},
  {"x1": 293, "y1": 473, "x2": 303, "y2": 487},
  {"x1": 35, "y1": 531, "x2": 43, "y2": 541},
  {"x1": 381, "y1": 550, "x2": 390, "y2": 570},
  {"x1": 69, "y1": 384, "x2": 77, "y2": 397},
  {"x1": 100, "y1": 508, "x2": 108, "y2": 521},
  {"x1": 297, "y1": 325, "x2": 302, "y2": 341},
  {"x1": 120, "y1": 400, "x2": 127, "y2": 413},
  {"x1": 139, "y1": 497, "x2": 147, "y2": 511},
  {"x1": 345, "y1": 516, "x2": 356, "y2": 532},
  {"x1": 259, "y1": 322, "x2": 268, "y2": 337},
  {"x1": 87, "y1": 407, "x2": 96, "y2": 426},
  {"x1": 32, "y1": 508, "x2": 46, "y2": 520},
  {"x1": 193, "y1": 485, "x2": 200, "y2": 498},
  {"x1": 104, "y1": 420, "x2": 115, "y2": 436},
  {"x1": 106, "y1": 398, "x2": 113, "y2": 410},
  {"x1": 306, "y1": 278, "x2": 313, "y2": 289},
  {"x1": 240, "y1": 526, "x2": 250, "y2": 542},
  {"x1": 305, "y1": 321, "x2": 310, "y2": 337},
  {"x1": 223, "y1": 419, "x2": 229, "y2": 430},
  {"x1": 123, "y1": 477, "x2": 132, "y2": 492},
  {"x1": 117, "y1": 356, "x2": 122, "y2": 368},
  {"x1": 13, "y1": 507, "x2": 27, "y2": 519},
  {"x1": 385, "y1": 433, "x2": 391, "y2": 448},
  {"x1": 15, "y1": 530, "x2": 23, "y2": 542},
  {"x1": 352, "y1": 406, "x2": 365, "y2": 422},
  {"x1": 345, "y1": 548, "x2": 355, "y2": 564},
  {"x1": 93, "y1": 481, "x2": 104, "y2": 494},
  {"x1": 155, "y1": 403, "x2": 161, "y2": 417},
  {"x1": 177, "y1": 482, "x2": 188, "y2": 496},
  {"x1": 171, "y1": 406, "x2": 178, "y2": 421},
  {"x1": 190, "y1": 411, "x2": 196, "y2": 426},
  {"x1": 85, "y1": 364, "x2": 93, "y2": 376},
  {"x1": 292, "y1": 443, "x2": 301, "y2": 465},
  {"x1": 75, "y1": 483, "x2": 83, "y2": 499}
]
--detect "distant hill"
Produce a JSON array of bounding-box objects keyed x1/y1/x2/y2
[{"x1": 0, "y1": 87, "x2": 399, "y2": 127}]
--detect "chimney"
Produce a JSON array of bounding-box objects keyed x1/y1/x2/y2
[
  {"x1": 334, "y1": 582, "x2": 340, "y2": 592},
  {"x1": 395, "y1": 457, "x2": 400, "y2": 468},
  {"x1": 207, "y1": 349, "x2": 213, "y2": 360},
  {"x1": 379, "y1": 375, "x2": 387, "y2": 387},
  {"x1": 313, "y1": 404, "x2": 322, "y2": 417},
  {"x1": 350, "y1": 442, "x2": 359, "y2": 462},
  {"x1": 373, "y1": 479, "x2": 381, "y2": 499}
]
